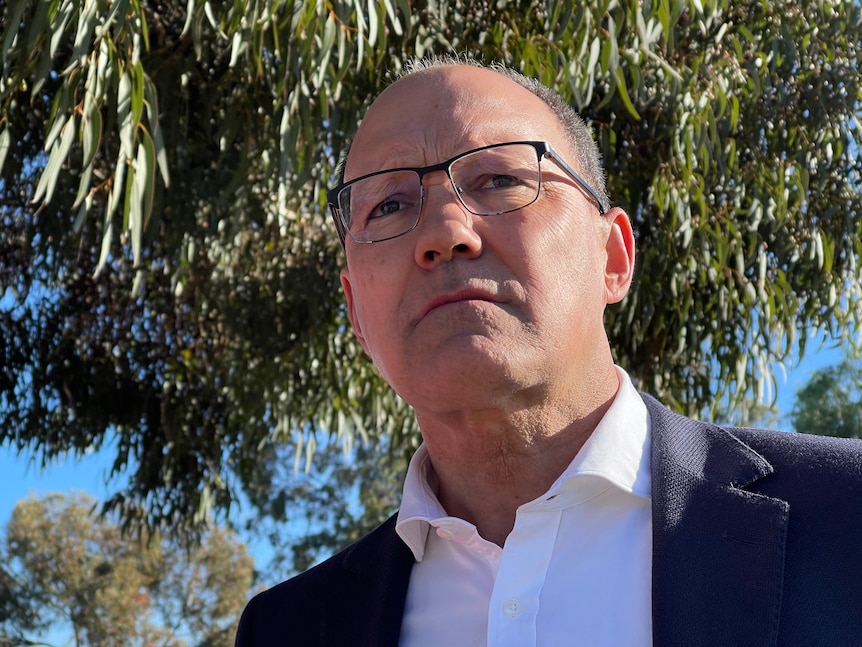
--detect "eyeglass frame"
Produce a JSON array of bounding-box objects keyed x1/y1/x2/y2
[{"x1": 327, "y1": 140, "x2": 608, "y2": 245}]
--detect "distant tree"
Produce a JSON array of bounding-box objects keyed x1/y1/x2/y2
[
  {"x1": 0, "y1": 563, "x2": 39, "y2": 647},
  {"x1": 0, "y1": 492, "x2": 254, "y2": 647},
  {"x1": 790, "y1": 355, "x2": 862, "y2": 439},
  {"x1": 0, "y1": 0, "x2": 860, "y2": 544}
]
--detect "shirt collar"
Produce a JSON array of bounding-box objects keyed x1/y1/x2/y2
[
  {"x1": 557, "y1": 366, "x2": 651, "y2": 499},
  {"x1": 395, "y1": 367, "x2": 651, "y2": 560}
]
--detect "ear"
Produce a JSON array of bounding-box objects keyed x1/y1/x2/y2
[
  {"x1": 340, "y1": 267, "x2": 371, "y2": 354},
  {"x1": 603, "y1": 208, "x2": 635, "y2": 305}
]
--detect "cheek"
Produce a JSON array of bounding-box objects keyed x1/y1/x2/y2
[
  {"x1": 348, "y1": 266, "x2": 406, "y2": 346},
  {"x1": 523, "y1": 219, "x2": 607, "y2": 313},
  {"x1": 352, "y1": 279, "x2": 383, "y2": 331}
]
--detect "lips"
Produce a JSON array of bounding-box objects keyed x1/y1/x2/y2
[{"x1": 416, "y1": 288, "x2": 502, "y2": 322}]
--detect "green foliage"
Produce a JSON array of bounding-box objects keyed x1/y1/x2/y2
[
  {"x1": 0, "y1": 492, "x2": 254, "y2": 647},
  {"x1": 791, "y1": 354, "x2": 862, "y2": 438},
  {"x1": 1, "y1": 0, "x2": 860, "y2": 542}
]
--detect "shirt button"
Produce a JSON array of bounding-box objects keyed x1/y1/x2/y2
[
  {"x1": 436, "y1": 527, "x2": 455, "y2": 540},
  {"x1": 502, "y1": 598, "x2": 522, "y2": 618}
]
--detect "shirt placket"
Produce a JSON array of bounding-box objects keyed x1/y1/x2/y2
[{"x1": 487, "y1": 505, "x2": 562, "y2": 647}]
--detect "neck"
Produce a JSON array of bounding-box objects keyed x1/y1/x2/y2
[{"x1": 415, "y1": 366, "x2": 620, "y2": 546}]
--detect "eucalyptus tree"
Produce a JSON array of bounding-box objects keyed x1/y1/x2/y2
[
  {"x1": 1, "y1": 0, "x2": 860, "y2": 542},
  {"x1": 1, "y1": 492, "x2": 254, "y2": 646}
]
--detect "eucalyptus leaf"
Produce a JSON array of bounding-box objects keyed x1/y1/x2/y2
[{"x1": 0, "y1": 125, "x2": 10, "y2": 175}]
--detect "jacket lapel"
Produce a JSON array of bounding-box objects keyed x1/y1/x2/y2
[
  {"x1": 645, "y1": 394, "x2": 789, "y2": 647},
  {"x1": 326, "y1": 514, "x2": 414, "y2": 646}
]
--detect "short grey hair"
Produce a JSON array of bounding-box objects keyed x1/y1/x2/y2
[{"x1": 334, "y1": 54, "x2": 609, "y2": 212}]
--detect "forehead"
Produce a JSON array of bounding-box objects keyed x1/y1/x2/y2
[{"x1": 344, "y1": 66, "x2": 565, "y2": 181}]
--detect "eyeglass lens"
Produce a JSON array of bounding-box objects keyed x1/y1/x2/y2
[{"x1": 339, "y1": 143, "x2": 542, "y2": 243}]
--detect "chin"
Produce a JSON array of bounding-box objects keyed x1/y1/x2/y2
[{"x1": 399, "y1": 361, "x2": 526, "y2": 409}]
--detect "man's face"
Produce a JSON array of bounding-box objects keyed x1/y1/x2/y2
[{"x1": 339, "y1": 66, "x2": 634, "y2": 414}]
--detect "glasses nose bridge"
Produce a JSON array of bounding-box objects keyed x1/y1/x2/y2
[
  {"x1": 417, "y1": 162, "x2": 464, "y2": 209},
  {"x1": 417, "y1": 161, "x2": 457, "y2": 189}
]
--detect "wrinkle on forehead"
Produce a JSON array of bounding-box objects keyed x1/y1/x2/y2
[{"x1": 344, "y1": 67, "x2": 564, "y2": 181}]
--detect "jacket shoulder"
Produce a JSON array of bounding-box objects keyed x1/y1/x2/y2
[{"x1": 730, "y1": 425, "x2": 862, "y2": 472}]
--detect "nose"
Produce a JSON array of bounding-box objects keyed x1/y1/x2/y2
[{"x1": 413, "y1": 179, "x2": 483, "y2": 268}]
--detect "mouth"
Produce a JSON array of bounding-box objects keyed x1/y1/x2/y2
[{"x1": 417, "y1": 289, "x2": 502, "y2": 322}]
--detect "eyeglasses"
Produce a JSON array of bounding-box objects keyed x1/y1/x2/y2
[{"x1": 327, "y1": 141, "x2": 607, "y2": 244}]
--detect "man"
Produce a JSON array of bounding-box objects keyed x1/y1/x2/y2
[{"x1": 236, "y1": 57, "x2": 862, "y2": 646}]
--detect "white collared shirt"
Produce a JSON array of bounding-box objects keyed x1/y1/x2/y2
[{"x1": 396, "y1": 367, "x2": 652, "y2": 647}]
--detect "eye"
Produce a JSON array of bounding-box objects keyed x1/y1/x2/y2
[
  {"x1": 463, "y1": 172, "x2": 527, "y2": 194},
  {"x1": 487, "y1": 174, "x2": 521, "y2": 189},
  {"x1": 349, "y1": 170, "x2": 421, "y2": 229},
  {"x1": 368, "y1": 195, "x2": 408, "y2": 220}
]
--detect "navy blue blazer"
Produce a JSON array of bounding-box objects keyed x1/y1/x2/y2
[{"x1": 236, "y1": 394, "x2": 862, "y2": 646}]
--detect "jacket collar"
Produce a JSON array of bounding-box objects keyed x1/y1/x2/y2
[{"x1": 645, "y1": 394, "x2": 789, "y2": 647}]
